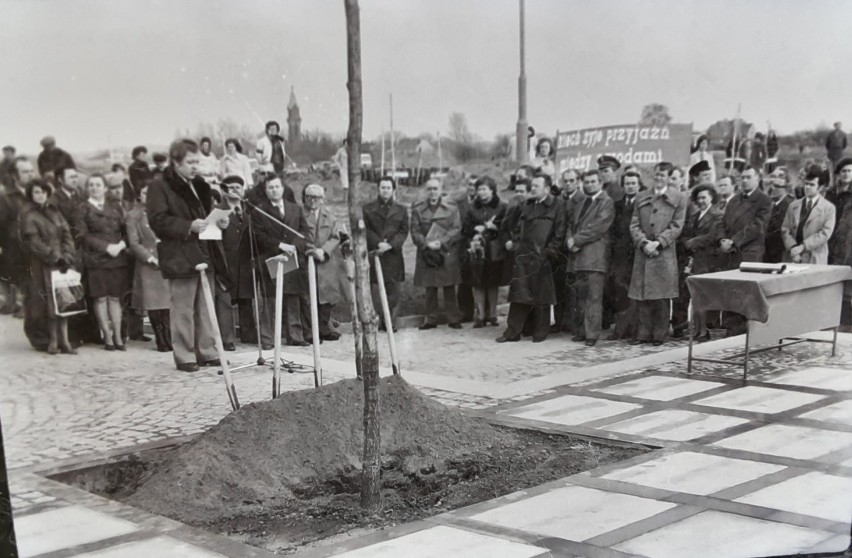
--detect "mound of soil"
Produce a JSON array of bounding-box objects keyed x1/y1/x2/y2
[{"x1": 128, "y1": 376, "x2": 515, "y2": 524}]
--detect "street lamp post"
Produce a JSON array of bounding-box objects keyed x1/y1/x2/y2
[{"x1": 515, "y1": 0, "x2": 528, "y2": 164}]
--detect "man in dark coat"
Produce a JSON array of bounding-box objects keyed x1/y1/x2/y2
[
  {"x1": 0, "y1": 145, "x2": 16, "y2": 191},
  {"x1": 827, "y1": 158, "x2": 852, "y2": 265},
  {"x1": 128, "y1": 146, "x2": 153, "y2": 196},
  {"x1": 147, "y1": 139, "x2": 230, "y2": 372},
  {"x1": 452, "y1": 176, "x2": 477, "y2": 322},
  {"x1": 36, "y1": 136, "x2": 75, "y2": 182},
  {"x1": 496, "y1": 173, "x2": 567, "y2": 343},
  {"x1": 825, "y1": 122, "x2": 848, "y2": 171},
  {"x1": 567, "y1": 170, "x2": 614, "y2": 346},
  {"x1": 764, "y1": 173, "x2": 794, "y2": 263},
  {"x1": 50, "y1": 166, "x2": 83, "y2": 231},
  {"x1": 561, "y1": 172, "x2": 585, "y2": 335},
  {"x1": 717, "y1": 164, "x2": 772, "y2": 336},
  {"x1": 608, "y1": 171, "x2": 642, "y2": 340},
  {"x1": 0, "y1": 157, "x2": 36, "y2": 317},
  {"x1": 553, "y1": 169, "x2": 580, "y2": 333},
  {"x1": 363, "y1": 176, "x2": 409, "y2": 331},
  {"x1": 598, "y1": 155, "x2": 624, "y2": 203},
  {"x1": 219, "y1": 175, "x2": 256, "y2": 348}
]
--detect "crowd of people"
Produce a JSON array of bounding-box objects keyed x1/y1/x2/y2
[{"x1": 1, "y1": 123, "x2": 852, "y2": 368}]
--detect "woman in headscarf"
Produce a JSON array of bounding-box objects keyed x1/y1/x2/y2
[{"x1": 19, "y1": 179, "x2": 78, "y2": 354}]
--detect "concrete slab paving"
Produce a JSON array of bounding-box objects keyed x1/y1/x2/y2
[
  {"x1": 735, "y1": 471, "x2": 852, "y2": 523},
  {"x1": 712, "y1": 423, "x2": 852, "y2": 461},
  {"x1": 470, "y1": 485, "x2": 676, "y2": 541},
  {"x1": 15, "y1": 505, "x2": 141, "y2": 557},
  {"x1": 764, "y1": 366, "x2": 852, "y2": 392},
  {"x1": 799, "y1": 398, "x2": 852, "y2": 424},
  {"x1": 613, "y1": 510, "x2": 839, "y2": 558},
  {"x1": 593, "y1": 375, "x2": 724, "y2": 401},
  {"x1": 601, "y1": 451, "x2": 786, "y2": 495},
  {"x1": 329, "y1": 525, "x2": 545, "y2": 558},
  {"x1": 598, "y1": 409, "x2": 750, "y2": 442},
  {"x1": 501, "y1": 394, "x2": 641, "y2": 426},
  {"x1": 691, "y1": 385, "x2": 826, "y2": 414},
  {"x1": 70, "y1": 536, "x2": 228, "y2": 557}
]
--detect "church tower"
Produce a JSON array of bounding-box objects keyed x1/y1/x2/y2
[{"x1": 287, "y1": 87, "x2": 301, "y2": 146}]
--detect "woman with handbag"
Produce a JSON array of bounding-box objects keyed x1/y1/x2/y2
[
  {"x1": 74, "y1": 174, "x2": 130, "y2": 351},
  {"x1": 126, "y1": 184, "x2": 172, "y2": 352},
  {"x1": 461, "y1": 176, "x2": 507, "y2": 328},
  {"x1": 19, "y1": 179, "x2": 79, "y2": 354}
]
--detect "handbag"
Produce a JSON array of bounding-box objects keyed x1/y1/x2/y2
[{"x1": 51, "y1": 269, "x2": 87, "y2": 317}]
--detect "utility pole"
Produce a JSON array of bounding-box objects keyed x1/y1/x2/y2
[
  {"x1": 515, "y1": 0, "x2": 529, "y2": 164},
  {"x1": 344, "y1": 0, "x2": 383, "y2": 513}
]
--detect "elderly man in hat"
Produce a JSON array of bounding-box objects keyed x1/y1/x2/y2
[
  {"x1": 36, "y1": 136, "x2": 75, "y2": 182},
  {"x1": 764, "y1": 170, "x2": 795, "y2": 263},
  {"x1": 628, "y1": 162, "x2": 688, "y2": 346},
  {"x1": 598, "y1": 155, "x2": 624, "y2": 203},
  {"x1": 411, "y1": 178, "x2": 463, "y2": 330},
  {"x1": 216, "y1": 175, "x2": 253, "y2": 349},
  {"x1": 302, "y1": 184, "x2": 347, "y2": 341}
]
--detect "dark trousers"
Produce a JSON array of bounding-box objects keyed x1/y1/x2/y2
[
  {"x1": 260, "y1": 294, "x2": 304, "y2": 345},
  {"x1": 503, "y1": 303, "x2": 549, "y2": 340},
  {"x1": 371, "y1": 280, "x2": 400, "y2": 329},
  {"x1": 215, "y1": 285, "x2": 235, "y2": 345},
  {"x1": 149, "y1": 308, "x2": 172, "y2": 351},
  {"x1": 577, "y1": 271, "x2": 605, "y2": 340},
  {"x1": 456, "y1": 283, "x2": 474, "y2": 321},
  {"x1": 552, "y1": 262, "x2": 569, "y2": 331},
  {"x1": 614, "y1": 300, "x2": 638, "y2": 339},
  {"x1": 636, "y1": 299, "x2": 670, "y2": 341},
  {"x1": 424, "y1": 285, "x2": 461, "y2": 325},
  {"x1": 235, "y1": 299, "x2": 257, "y2": 343},
  {"x1": 564, "y1": 272, "x2": 583, "y2": 335}
]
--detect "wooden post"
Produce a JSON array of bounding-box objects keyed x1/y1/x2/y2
[
  {"x1": 373, "y1": 255, "x2": 400, "y2": 375},
  {"x1": 273, "y1": 258, "x2": 285, "y2": 397},
  {"x1": 196, "y1": 264, "x2": 240, "y2": 410},
  {"x1": 345, "y1": 0, "x2": 383, "y2": 513},
  {"x1": 308, "y1": 256, "x2": 322, "y2": 387}
]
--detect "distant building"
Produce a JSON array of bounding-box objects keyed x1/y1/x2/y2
[{"x1": 288, "y1": 87, "x2": 302, "y2": 146}]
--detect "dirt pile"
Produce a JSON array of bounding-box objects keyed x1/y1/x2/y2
[{"x1": 128, "y1": 376, "x2": 514, "y2": 524}]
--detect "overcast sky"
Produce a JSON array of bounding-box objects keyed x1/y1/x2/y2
[{"x1": 3, "y1": 0, "x2": 851, "y2": 153}]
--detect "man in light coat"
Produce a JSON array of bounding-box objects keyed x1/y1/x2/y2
[
  {"x1": 566, "y1": 170, "x2": 614, "y2": 346},
  {"x1": 781, "y1": 171, "x2": 836, "y2": 264},
  {"x1": 411, "y1": 179, "x2": 463, "y2": 329},
  {"x1": 628, "y1": 162, "x2": 687, "y2": 346},
  {"x1": 303, "y1": 184, "x2": 348, "y2": 340}
]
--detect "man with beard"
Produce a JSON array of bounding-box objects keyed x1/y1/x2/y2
[
  {"x1": 764, "y1": 170, "x2": 794, "y2": 263},
  {"x1": 608, "y1": 171, "x2": 642, "y2": 340},
  {"x1": 363, "y1": 176, "x2": 409, "y2": 332},
  {"x1": 147, "y1": 139, "x2": 231, "y2": 371},
  {"x1": 628, "y1": 162, "x2": 688, "y2": 346},
  {"x1": 566, "y1": 170, "x2": 614, "y2": 346},
  {"x1": 496, "y1": 173, "x2": 566, "y2": 343}
]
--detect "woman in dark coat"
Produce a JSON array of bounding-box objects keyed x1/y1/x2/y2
[
  {"x1": 74, "y1": 174, "x2": 130, "y2": 350},
  {"x1": 126, "y1": 184, "x2": 172, "y2": 352},
  {"x1": 681, "y1": 184, "x2": 723, "y2": 341},
  {"x1": 461, "y1": 176, "x2": 507, "y2": 327},
  {"x1": 19, "y1": 179, "x2": 78, "y2": 354}
]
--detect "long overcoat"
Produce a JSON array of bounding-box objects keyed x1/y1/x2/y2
[
  {"x1": 126, "y1": 207, "x2": 171, "y2": 310},
  {"x1": 410, "y1": 198, "x2": 462, "y2": 287},
  {"x1": 306, "y1": 205, "x2": 348, "y2": 305},
  {"x1": 570, "y1": 192, "x2": 614, "y2": 273},
  {"x1": 461, "y1": 195, "x2": 508, "y2": 288},
  {"x1": 221, "y1": 203, "x2": 254, "y2": 300},
  {"x1": 363, "y1": 198, "x2": 409, "y2": 284},
  {"x1": 251, "y1": 198, "x2": 310, "y2": 295},
  {"x1": 609, "y1": 195, "x2": 635, "y2": 310},
  {"x1": 781, "y1": 196, "x2": 836, "y2": 264},
  {"x1": 718, "y1": 189, "x2": 772, "y2": 264},
  {"x1": 683, "y1": 206, "x2": 723, "y2": 275},
  {"x1": 629, "y1": 187, "x2": 687, "y2": 301},
  {"x1": 508, "y1": 194, "x2": 567, "y2": 306},
  {"x1": 73, "y1": 200, "x2": 129, "y2": 271}
]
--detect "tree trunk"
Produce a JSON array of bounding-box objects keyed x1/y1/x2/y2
[
  {"x1": 344, "y1": 0, "x2": 382, "y2": 513},
  {"x1": 0, "y1": 409, "x2": 19, "y2": 558}
]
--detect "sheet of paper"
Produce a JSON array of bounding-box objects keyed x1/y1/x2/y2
[{"x1": 199, "y1": 225, "x2": 222, "y2": 240}]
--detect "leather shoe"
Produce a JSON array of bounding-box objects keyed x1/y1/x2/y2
[
  {"x1": 177, "y1": 362, "x2": 200, "y2": 372},
  {"x1": 651, "y1": 340, "x2": 664, "y2": 347},
  {"x1": 697, "y1": 332, "x2": 711, "y2": 343},
  {"x1": 261, "y1": 343, "x2": 274, "y2": 350},
  {"x1": 419, "y1": 323, "x2": 437, "y2": 330},
  {"x1": 606, "y1": 333, "x2": 620, "y2": 341},
  {"x1": 532, "y1": 336, "x2": 547, "y2": 343},
  {"x1": 289, "y1": 340, "x2": 310, "y2": 347},
  {"x1": 448, "y1": 322, "x2": 462, "y2": 329},
  {"x1": 472, "y1": 320, "x2": 484, "y2": 329},
  {"x1": 571, "y1": 335, "x2": 586, "y2": 342},
  {"x1": 628, "y1": 339, "x2": 644, "y2": 345},
  {"x1": 321, "y1": 332, "x2": 341, "y2": 341},
  {"x1": 585, "y1": 339, "x2": 598, "y2": 347},
  {"x1": 200, "y1": 359, "x2": 221, "y2": 367},
  {"x1": 223, "y1": 342, "x2": 236, "y2": 351},
  {"x1": 131, "y1": 334, "x2": 151, "y2": 342},
  {"x1": 495, "y1": 335, "x2": 520, "y2": 343}
]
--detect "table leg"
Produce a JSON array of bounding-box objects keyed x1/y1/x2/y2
[
  {"x1": 832, "y1": 326, "x2": 838, "y2": 357},
  {"x1": 742, "y1": 329, "x2": 750, "y2": 383},
  {"x1": 687, "y1": 301, "x2": 694, "y2": 374}
]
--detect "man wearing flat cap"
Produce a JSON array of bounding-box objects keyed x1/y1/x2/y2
[
  {"x1": 218, "y1": 175, "x2": 255, "y2": 348},
  {"x1": 36, "y1": 136, "x2": 76, "y2": 183},
  {"x1": 598, "y1": 155, "x2": 624, "y2": 202}
]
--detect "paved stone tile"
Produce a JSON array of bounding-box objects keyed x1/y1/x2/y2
[
  {"x1": 691, "y1": 386, "x2": 825, "y2": 414},
  {"x1": 712, "y1": 424, "x2": 852, "y2": 461},
  {"x1": 735, "y1": 471, "x2": 852, "y2": 523},
  {"x1": 502, "y1": 394, "x2": 641, "y2": 426},
  {"x1": 70, "y1": 536, "x2": 227, "y2": 557},
  {"x1": 614, "y1": 510, "x2": 838, "y2": 558},
  {"x1": 602, "y1": 451, "x2": 785, "y2": 495},
  {"x1": 470, "y1": 485, "x2": 675, "y2": 541},
  {"x1": 593, "y1": 375, "x2": 724, "y2": 401},
  {"x1": 331, "y1": 525, "x2": 544, "y2": 557},
  {"x1": 599, "y1": 410, "x2": 750, "y2": 441},
  {"x1": 799, "y1": 399, "x2": 852, "y2": 424},
  {"x1": 15, "y1": 505, "x2": 140, "y2": 557},
  {"x1": 764, "y1": 366, "x2": 852, "y2": 392}
]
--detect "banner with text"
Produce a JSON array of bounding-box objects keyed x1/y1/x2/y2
[{"x1": 554, "y1": 123, "x2": 693, "y2": 173}]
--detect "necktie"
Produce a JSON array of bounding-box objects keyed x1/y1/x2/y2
[
  {"x1": 234, "y1": 205, "x2": 242, "y2": 222},
  {"x1": 796, "y1": 200, "x2": 813, "y2": 244},
  {"x1": 578, "y1": 197, "x2": 592, "y2": 221}
]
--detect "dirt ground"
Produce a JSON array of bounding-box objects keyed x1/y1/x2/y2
[{"x1": 58, "y1": 376, "x2": 646, "y2": 555}]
